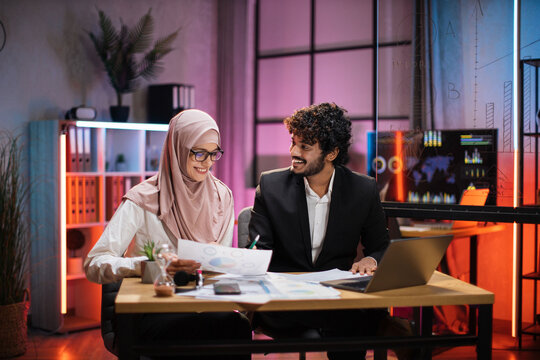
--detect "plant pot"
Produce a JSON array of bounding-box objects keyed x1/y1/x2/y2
[
  {"x1": 115, "y1": 161, "x2": 127, "y2": 172},
  {"x1": 141, "y1": 260, "x2": 161, "y2": 284},
  {"x1": 110, "y1": 106, "x2": 130, "y2": 122},
  {"x1": 0, "y1": 292, "x2": 29, "y2": 357}
]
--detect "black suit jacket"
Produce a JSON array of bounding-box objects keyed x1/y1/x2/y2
[{"x1": 249, "y1": 166, "x2": 389, "y2": 272}]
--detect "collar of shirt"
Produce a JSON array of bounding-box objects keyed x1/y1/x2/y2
[{"x1": 303, "y1": 169, "x2": 335, "y2": 201}]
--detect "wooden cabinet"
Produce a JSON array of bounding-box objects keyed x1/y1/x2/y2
[{"x1": 29, "y1": 120, "x2": 167, "y2": 332}]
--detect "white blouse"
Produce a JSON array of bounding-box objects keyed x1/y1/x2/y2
[{"x1": 84, "y1": 199, "x2": 234, "y2": 284}]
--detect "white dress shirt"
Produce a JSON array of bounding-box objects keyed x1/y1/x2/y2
[
  {"x1": 304, "y1": 171, "x2": 335, "y2": 262},
  {"x1": 84, "y1": 199, "x2": 234, "y2": 284},
  {"x1": 303, "y1": 170, "x2": 377, "y2": 267}
]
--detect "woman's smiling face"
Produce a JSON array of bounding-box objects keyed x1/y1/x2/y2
[{"x1": 186, "y1": 142, "x2": 220, "y2": 181}]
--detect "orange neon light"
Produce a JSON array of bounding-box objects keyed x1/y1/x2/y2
[
  {"x1": 512, "y1": 149, "x2": 519, "y2": 337},
  {"x1": 60, "y1": 133, "x2": 67, "y2": 314},
  {"x1": 511, "y1": 0, "x2": 520, "y2": 337},
  {"x1": 395, "y1": 131, "x2": 404, "y2": 202}
]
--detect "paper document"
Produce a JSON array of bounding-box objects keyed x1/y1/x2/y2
[
  {"x1": 399, "y1": 225, "x2": 430, "y2": 232},
  {"x1": 272, "y1": 268, "x2": 368, "y2": 283},
  {"x1": 178, "y1": 282, "x2": 273, "y2": 304},
  {"x1": 177, "y1": 239, "x2": 272, "y2": 275},
  {"x1": 178, "y1": 273, "x2": 341, "y2": 304}
]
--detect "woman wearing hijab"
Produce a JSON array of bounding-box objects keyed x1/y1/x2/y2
[{"x1": 85, "y1": 109, "x2": 250, "y2": 359}]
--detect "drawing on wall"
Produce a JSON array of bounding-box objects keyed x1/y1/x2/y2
[
  {"x1": 472, "y1": 0, "x2": 484, "y2": 127},
  {"x1": 522, "y1": 60, "x2": 533, "y2": 153},
  {"x1": 486, "y1": 103, "x2": 494, "y2": 129},
  {"x1": 503, "y1": 81, "x2": 513, "y2": 153}
]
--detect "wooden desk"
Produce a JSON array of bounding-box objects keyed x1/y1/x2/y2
[
  {"x1": 400, "y1": 223, "x2": 505, "y2": 285},
  {"x1": 115, "y1": 272, "x2": 494, "y2": 359}
]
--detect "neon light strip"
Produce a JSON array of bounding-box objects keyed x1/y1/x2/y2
[
  {"x1": 395, "y1": 131, "x2": 404, "y2": 202},
  {"x1": 512, "y1": 173, "x2": 518, "y2": 339},
  {"x1": 512, "y1": 0, "x2": 521, "y2": 338},
  {"x1": 59, "y1": 133, "x2": 67, "y2": 315},
  {"x1": 75, "y1": 121, "x2": 169, "y2": 131}
]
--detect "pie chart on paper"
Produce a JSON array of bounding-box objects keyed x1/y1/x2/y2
[{"x1": 209, "y1": 257, "x2": 236, "y2": 268}]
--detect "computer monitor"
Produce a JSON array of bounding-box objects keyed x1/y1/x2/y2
[{"x1": 367, "y1": 129, "x2": 498, "y2": 205}]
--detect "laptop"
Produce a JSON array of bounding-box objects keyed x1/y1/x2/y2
[
  {"x1": 321, "y1": 235, "x2": 453, "y2": 293},
  {"x1": 412, "y1": 188, "x2": 490, "y2": 230}
]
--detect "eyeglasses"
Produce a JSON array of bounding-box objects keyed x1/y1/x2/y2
[{"x1": 189, "y1": 148, "x2": 224, "y2": 162}]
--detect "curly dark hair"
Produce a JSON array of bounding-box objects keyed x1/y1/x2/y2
[{"x1": 284, "y1": 102, "x2": 352, "y2": 166}]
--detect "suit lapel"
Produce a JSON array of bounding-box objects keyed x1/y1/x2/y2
[{"x1": 295, "y1": 175, "x2": 314, "y2": 267}]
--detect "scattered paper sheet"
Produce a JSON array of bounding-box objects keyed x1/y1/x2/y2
[
  {"x1": 177, "y1": 282, "x2": 272, "y2": 304},
  {"x1": 399, "y1": 226, "x2": 430, "y2": 232},
  {"x1": 177, "y1": 239, "x2": 272, "y2": 275},
  {"x1": 178, "y1": 274, "x2": 341, "y2": 304},
  {"x1": 271, "y1": 269, "x2": 368, "y2": 283}
]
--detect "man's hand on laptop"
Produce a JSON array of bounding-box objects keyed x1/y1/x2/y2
[{"x1": 350, "y1": 257, "x2": 377, "y2": 275}]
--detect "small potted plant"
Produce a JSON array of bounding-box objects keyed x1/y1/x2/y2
[
  {"x1": 88, "y1": 8, "x2": 179, "y2": 122},
  {"x1": 140, "y1": 240, "x2": 160, "y2": 284},
  {"x1": 115, "y1": 153, "x2": 127, "y2": 172}
]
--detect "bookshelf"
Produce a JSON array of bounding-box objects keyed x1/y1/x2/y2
[{"x1": 29, "y1": 120, "x2": 168, "y2": 333}]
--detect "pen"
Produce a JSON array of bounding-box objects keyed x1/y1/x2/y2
[
  {"x1": 259, "y1": 280, "x2": 271, "y2": 294},
  {"x1": 248, "y1": 234, "x2": 260, "y2": 249}
]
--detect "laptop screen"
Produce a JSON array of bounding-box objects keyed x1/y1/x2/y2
[{"x1": 321, "y1": 235, "x2": 453, "y2": 293}]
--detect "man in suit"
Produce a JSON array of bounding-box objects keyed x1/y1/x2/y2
[{"x1": 249, "y1": 103, "x2": 411, "y2": 360}]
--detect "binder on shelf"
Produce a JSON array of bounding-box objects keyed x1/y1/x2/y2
[
  {"x1": 66, "y1": 176, "x2": 77, "y2": 224},
  {"x1": 66, "y1": 126, "x2": 78, "y2": 172},
  {"x1": 88, "y1": 177, "x2": 97, "y2": 223},
  {"x1": 72, "y1": 177, "x2": 78, "y2": 224},
  {"x1": 105, "y1": 177, "x2": 113, "y2": 221},
  {"x1": 190, "y1": 86, "x2": 195, "y2": 108},
  {"x1": 148, "y1": 84, "x2": 195, "y2": 123},
  {"x1": 84, "y1": 177, "x2": 90, "y2": 223},
  {"x1": 106, "y1": 176, "x2": 125, "y2": 220},
  {"x1": 83, "y1": 128, "x2": 92, "y2": 172},
  {"x1": 115, "y1": 177, "x2": 125, "y2": 213},
  {"x1": 172, "y1": 86, "x2": 178, "y2": 110},
  {"x1": 179, "y1": 86, "x2": 185, "y2": 110},
  {"x1": 178, "y1": 85, "x2": 195, "y2": 110},
  {"x1": 77, "y1": 177, "x2": 84, "y2": 224},
  {"x1": 76, "y1": 127, "x2": 84, "y2": 172},
  {"x1": 124, "y1": 177, "x2": 132, "y2": 193}
]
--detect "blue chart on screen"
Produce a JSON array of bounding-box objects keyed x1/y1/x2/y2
[{"x1": 210, "y1": 257, "x2": 236, "y2": 268}]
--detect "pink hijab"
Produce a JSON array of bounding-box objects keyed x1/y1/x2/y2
[{"x1": 124, "y1": 109, "x2": 233, "y2": 243}]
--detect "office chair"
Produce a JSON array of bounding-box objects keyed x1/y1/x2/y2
[
  {"x1": 237, "y1": 206, "x2": 252, "y2": 249},
  {"x1": 387, "y1": 216, "x2": 402, "y2": 240},
  {"x1": 101, "y1": 280, "x2": 122, "y2": 356}
]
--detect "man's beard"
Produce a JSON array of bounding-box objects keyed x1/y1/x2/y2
[{"x1": 292, "y1": 153, "x2": 325, "y2": 177}]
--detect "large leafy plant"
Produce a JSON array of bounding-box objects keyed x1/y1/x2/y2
[
  {"x1": 88, "y1": 8, "x2": 179, "y2": 106},
  {"x1": 0, "y1": 134, "x2": 29, "y2": 305}
]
